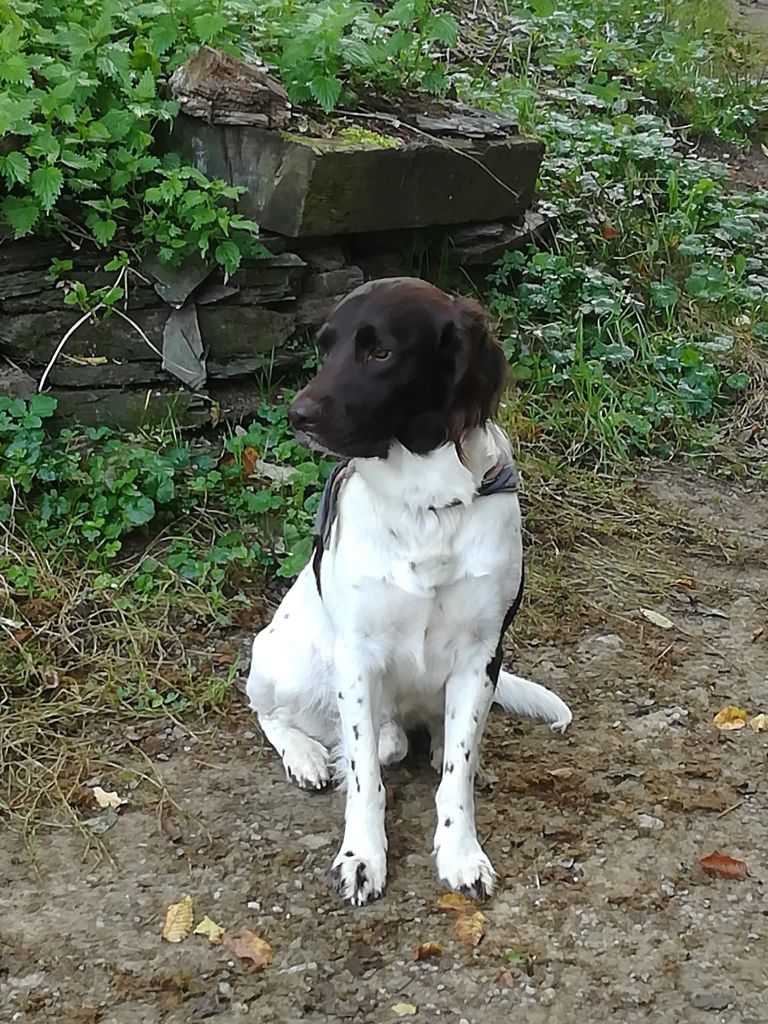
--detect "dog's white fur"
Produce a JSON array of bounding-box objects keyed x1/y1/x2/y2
[{"x1": 246, "y1": 422, "x2": 571, "y2": 904}]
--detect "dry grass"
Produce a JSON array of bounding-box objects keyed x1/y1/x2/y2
[{"x1": 2, "y1": 457, "x2": 754, "y2": 837}]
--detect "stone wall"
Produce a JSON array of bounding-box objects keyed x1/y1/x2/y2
[{"x1": 0, "y1": 211, "x2": 549, "y2": 428}]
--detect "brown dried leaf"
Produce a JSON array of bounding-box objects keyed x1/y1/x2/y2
[
  {"x1": 640, "y1": 608, "x2": 674, "y2": 630},
  {"x1": 413, "y1": 941, "x2": 443, "y2": 961},
  {"x1": 698, "y1": 852, "x2": 748, "y2": 881},
  {"x1": 193, "y1": 915, "x2": 224, "y2": 945},
  {"x1": 712, "y1": 705, "x2": 748, "y2": 731},
  {"x1": 547, "y1": 767, "x2": 574, "y2": 780},
  {"x1": 453, "y1": 910, "x2": 487, "y2": 947},
  {"x1": 161, "y1": 895, "x2": 193, "y2": 943},
  {"x1": 222, "y1": 928, "x2": 272, "y2": 971},
  {"x1": 161, "y1": 814, "x2": 183, "y2": 843},
  {"x1": 241, "y1": 446, "x2": 259, "y2": 477},
  {"x1": 438, "y1": 892, "x2": 474, "y2": 912},
  {"x1": 748, "y1": 713, "x2": 768, "y2": 733}
]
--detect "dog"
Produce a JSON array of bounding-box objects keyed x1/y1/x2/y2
[{"x1": 246, "y1": 278, "x2": 572, "y2": 905}]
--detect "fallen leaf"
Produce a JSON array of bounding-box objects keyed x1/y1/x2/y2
[
  {"x1": 437, "y1": 892, "x2": 475, "y2": 912},
  {"x1": 83, "y1": 807, "x2": 119, "y2": 835},
  {"x1": 698, "y1": 852, "x2": 748, "y2": 881},
  {"x1": 63, "y1": 354, "x2": 108, "y2": 366},
  {"x1": 222, "y1": 928, "x2": 272, "y2": 971},
  {"x1": 92, "y1": 786, "x2": 127, "y2": 811},
  {"x1": 241, "y1": 446, "x2": 259, "y2": 477},
  {"x1": 547, "y1": 767, "x2": 574, "y2": 780},
  {"x1": 391, "y1": 1004, "x2": 417, "y2": 1017},
  {"x1": 13, "y1": 627, "x2": 34, "y2": 644},
  {"x1": 160, "y1": 814, "x2": 183, "y2": 843},
  {"x1": 712, "y1": 705, "x2": 748, "y2": 731},
  {"x1": 748, "y1": 713, "x2": 768, "y2": 733},
  {"x1": 162, "y1": 895, "x2": 194, "y2": 943},
  {"x1": 640, "y1": 609, "x2": 674, "y2": 629},
  {"x1": 194, "y1": 915, "x2": 224, "y2": 945},
  {"x1": 412, "y1": 942, "x2": 442, "y2": 961},
  {"x1": 453, "y1": 910, "x2": 487, "y2": 947},
  {"x1": 751, "y1": 627, "x2": 764, "y2": 642},
  {"x1": 761, "y1": 142, "x2": 768, "y2": 160},
  {"x1": 601, "y1": 223, "x2": 620, "y2": 240}
]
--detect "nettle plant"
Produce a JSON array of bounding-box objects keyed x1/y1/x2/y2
[{"x1": 0, "y1": 0, "x2": 457, "y2": 264}]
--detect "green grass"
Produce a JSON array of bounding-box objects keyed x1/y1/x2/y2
[{"x1": 3, "y1": 0, "x2": 768, "y2": 829}]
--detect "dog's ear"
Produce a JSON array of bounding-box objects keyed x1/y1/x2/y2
[{"x1": 440, "y1": 297, "x2": 507, "y2": 441}]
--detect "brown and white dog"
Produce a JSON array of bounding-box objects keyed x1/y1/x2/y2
[{"x1": 246, "y1": 278, "x2": 571, "y2": 904}]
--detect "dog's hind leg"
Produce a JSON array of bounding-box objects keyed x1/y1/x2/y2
[{"x1": 378, "y1": 719, "x2": 409, "y2": 766}]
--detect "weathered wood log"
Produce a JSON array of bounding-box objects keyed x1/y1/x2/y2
[
  {"x1": 169, "y1": 46, "x2": 291, "y2": 128},
  {"x1": 170, "y1": 114, "x2": 544, "y2": 237}
]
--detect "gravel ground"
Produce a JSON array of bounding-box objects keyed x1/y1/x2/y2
[{"x1": 2, "y1": 466, "x2": 767, "y2": 1024}]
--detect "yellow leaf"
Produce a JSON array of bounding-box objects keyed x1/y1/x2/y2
[
  {"x1": 412, "y1": 941, "x2": 442, "y2": 961},
  {"x1": 391, "y1": 1004, "x2": 417, "y2": 1016},
  {"x1": 748, "y1": 713, "x2": 768, "y2": 733},
  {"x1": 640, "y1": 609, "x2": 674, "y2": 630},
  {"x1": 162, "y1": 895, "x2": 194, "y2": 943},
  {"x1": 222, "y1": 928, "x2": 272, "y2": 971},
  {"x1": 437, "y1": 892, "x2": 474, "y2": 912},
  {"x1": 194, "y1": 915, "x2": 225, "y2": 945},
  {"x1": 92, "y1": 786, "x2": 126, "y2": 811},
  {"x1": 453, "y1": 910, "x2": 487, "y2": 948},
  {"x1": 713, "y1": 705, "x2": 748, "y2": 731}
]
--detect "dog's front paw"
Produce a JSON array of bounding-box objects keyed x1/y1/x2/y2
[
  {"x1": 282, "y1": 735, "x2": 331, "y2": 790},
  {"x1": 331, "y1": 848, "x2": 387, "y2": 905},
  {"x1": 435, "y1": 834, "x2": 496, "y2": 900}
]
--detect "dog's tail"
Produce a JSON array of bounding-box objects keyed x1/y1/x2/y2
[{"x1": 494, "y1": 670, "x2": 572, "y2": 733}]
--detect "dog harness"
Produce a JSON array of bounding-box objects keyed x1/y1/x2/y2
[{"x1": 314, "y1": 456, "x2": 521, "y2": 550}]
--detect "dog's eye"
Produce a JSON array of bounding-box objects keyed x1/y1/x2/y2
[{"x1": 370, "y1": 348, "x2": 392, "y2": 362}]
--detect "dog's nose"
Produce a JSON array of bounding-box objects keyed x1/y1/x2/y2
[{"x1": 289, "y1": 394, "x2": 323, "y2": 432}]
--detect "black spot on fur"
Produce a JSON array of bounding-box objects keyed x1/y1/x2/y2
[
  {"x1": 350, "y1": 759, "x2": 356, "y2": 771},
  {"x1": 444, "y1": 817, "x2": 452, "y2": 828},
  {"x1": 464, "y1": 750, "x2": 471, "y2": 762},
  {"x1": 345, "y1": 850, "x2": 354, "y2": 857},
  {"x1": 446, "y1": 762, "x2": 454, "y2": 774},
  {"x1": 356, "y1": 776, "x2": 360, "y2": 793},
  {"x1": 353, "y1": 724, "x2": 360, "y2": 741},
  {"x1": 338, "y1": 691, "x2": 344, "y2": 700},
  {"x1": 357, "y1": 697, "x2": 363, "y2": 706}
]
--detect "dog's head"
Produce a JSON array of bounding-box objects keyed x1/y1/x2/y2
[{"x1": 288, "y1": 278, "x2": 507, "y2": 458}]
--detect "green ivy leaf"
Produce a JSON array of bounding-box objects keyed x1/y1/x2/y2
[
  {"x1": 27, "y1": 394, "x2": 58, "y2": 418},
  {"x1": 0, "y1": 151, "x2": 31, "y2": 186},
  {"x1": 309, "y1": 75, "x2": 342, "y2": 112},
  {"x1": 30, "y1": 165, "x2": 64, "y2": 212},
  {"x1": 2, "y1": 195, "x2": 40, "y2": 236},
  {"x1": 725, "y1": 372, "x2": 749, "y2": 390},
  {"x1": 214, "y1": 240, "x2": 242, "y2": 278},
  {"x1": 649, "y1": 279, "x2": 680, "y2": 310},
  {"x1": 122, "y1": 495, "x2": 156, "y2": 526}
]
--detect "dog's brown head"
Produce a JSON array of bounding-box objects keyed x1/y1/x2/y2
[{"x1": 288, "y1": 278, "x2": 507, "y2": 458}]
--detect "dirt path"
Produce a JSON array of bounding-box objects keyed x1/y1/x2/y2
[{"x1": 2, "y1": 465, "x2": 767, "y2": 1024}]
